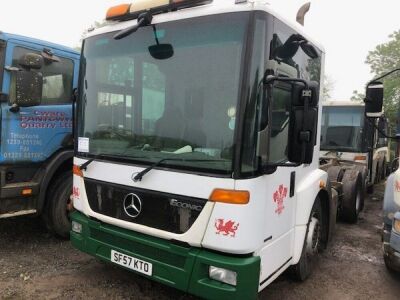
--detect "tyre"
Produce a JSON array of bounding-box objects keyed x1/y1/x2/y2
[
  {"x1": 353, "y1": 165, "x2": 367, "y2": 212},
  {"x1": 45, "y1": 172, "x2": 73, "y2": 238},
  {"x1": 326, "y1": 166, "x2": 342, "y2": 183},
  {"x1": 292, "y1": 198, "x2": 323, "y2": 281},
  {"x1": 374, "y1": 163, "x2": 381, "y2": 184},
  {"x1": 366, "y1": 184, "x2": 374, "y2": 194},
  {"x1": 384, "y1": 254, "x2": 400, "y2": 274},
  {"x1": 381, "y1": 159, "x2": 387, "y2": 181},
  {"x1": 340, "y1": 170, "x2": 362, "y2": 223}
]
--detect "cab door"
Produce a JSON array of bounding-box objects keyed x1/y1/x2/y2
[{"x1": 0, "y1": 40, "x2": 76, "y2": 164}]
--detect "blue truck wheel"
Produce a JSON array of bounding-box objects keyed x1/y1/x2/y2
[{"x1": 46, "y1": 172, "x2": 73, "y2": 238}]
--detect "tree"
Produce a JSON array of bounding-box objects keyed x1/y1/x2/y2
[
  {"x1": 350, "y1": 90, "x2": 364, "y2": 102},
  {"x1": 365, "y1": 30, "x2": 400, "y2": 130},
  {"x1": 323, "y1": 75, "x2": 334, "y2": 101}
]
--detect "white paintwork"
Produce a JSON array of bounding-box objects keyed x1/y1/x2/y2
[
  {"x1": 88, "y1": 0, "x2": 325, "y2": 52},
  {"x1": 393, "y1": 168, "x2": 400, "y2": 207},
  {"x1": 73, "y1": 157, "x2": 224, "y2": 247},
  {"x1": 74, "y1": 0, "x2": 328, "y2": 292},
  {"x1": 323, "y1": 100, "x2": 364, "y2": 107}
]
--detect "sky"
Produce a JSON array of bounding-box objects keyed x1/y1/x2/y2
[{"x1": 0, "y1": 0, "x2": 399, "y2": 100}]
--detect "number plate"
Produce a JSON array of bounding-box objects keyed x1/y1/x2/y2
[{"x1": 111, "y1": 250, "x2": 153, "y2": 276}]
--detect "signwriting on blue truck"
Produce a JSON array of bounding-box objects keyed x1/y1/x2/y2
[{"x1": 0, "y1": 32, "x2": 80, "y2": 237}]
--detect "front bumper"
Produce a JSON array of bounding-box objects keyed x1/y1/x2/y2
[
  {"x1": 70, "y1": 211, "x2": 260, "y2": 300},
  {"x1": 383, "y1": 228, "x2": 400, "y2": 272}
]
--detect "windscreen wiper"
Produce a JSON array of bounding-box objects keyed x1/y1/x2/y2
[
  {"x1": 114, "y1": 12, "x2": 153, "y2": 40},
  {"x1": 79, "y1": 153, "x2": 147, "y2": 171},
  {"x1": 133, "y1": 158, "x2": 225, "y2": 182}
]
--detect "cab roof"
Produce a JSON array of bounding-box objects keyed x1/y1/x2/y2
[
  {"x1": 323, "y1": 100, "x2": 365, "y2": 107},
  {"x1": 0, "y1": 31, "x2": 80, "y2": 58},
  {"x1": 86, "y1": 0, "x2": 324, "y2": 53}
]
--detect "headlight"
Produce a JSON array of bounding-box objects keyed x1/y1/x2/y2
[
  {"x1": 209, "y1": 266, "x2": 237, "y2": 286},
  {"x1": 72, "y1": 221, "x2": 82, "y2": 234},
  {"x1": 394, "y1": 219, "x2": 400, "y2": 234}
]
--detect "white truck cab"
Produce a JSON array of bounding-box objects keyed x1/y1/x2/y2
[
  {"x1": 70, "y1": 1, "x2": 337, "y2": 298},
  {"x1": 321, "y1": 100, "x2": 389, "y2": 190}
]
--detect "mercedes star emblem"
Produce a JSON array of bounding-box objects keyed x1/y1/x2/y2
[{"x1": 123, "y1": 193, "x2": 142, "y2": 218}]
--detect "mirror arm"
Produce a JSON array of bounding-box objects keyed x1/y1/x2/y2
[
  {"x1": 365, "y1": 117, "x2": 400, "y2": 140},
  {"x1": 9, "y1": 103, "x2": 20, "y2": 113},
  {"x1": 260, "y1": 76, "x2": 315, "y2": 168},
  {"x1": 4, "y1": 66, "x2": 20, "y2": 72},
  {"x1": 367, "y1": 68, "x2": 400, "y2": 86},
  {"x1": 264, "y1": 75, "x2": 309, "y2": 89}
]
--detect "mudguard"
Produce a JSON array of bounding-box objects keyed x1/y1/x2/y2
[{"x1": 292, "y1": 169, "x2": 332, "y2": 263}]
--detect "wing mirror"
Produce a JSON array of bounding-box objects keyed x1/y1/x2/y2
[
  {"x1": 262, "y1": 76, "x2": 320, "y2": 166},
  {"x1": 14, "y1": 71, "x2": 43, "y2": 108},
  {"x1": 364, "y1": 81, "x2": 384, "y2": 118},
  {"x1": 18, "y1": 53, "x2": 43, "y2": 70},
  {"x1": 9, "y1": 52, "x2": 43, "y2": 112},
  {"x1": 273, "y1": 34, "x2": 319, "y2": 61}
]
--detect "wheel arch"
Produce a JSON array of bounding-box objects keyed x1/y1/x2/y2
[
  {"x1": 37, "y1": 149, "x2": 73, "y2": 214},
  {"x1": 317, "y1": 187, "x2": 334, "y2": 247},
  {"x1": 292, "y1": 169, "x2": 333, "y2": 263}
]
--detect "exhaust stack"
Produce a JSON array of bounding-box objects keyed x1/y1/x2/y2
[{"x1": 296, "y1": 2, "x2": 311, "y2": 26}]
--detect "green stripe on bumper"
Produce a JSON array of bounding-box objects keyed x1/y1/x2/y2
[{"x1": 70, "y1": 211, "x2": 260, "y2": 300}]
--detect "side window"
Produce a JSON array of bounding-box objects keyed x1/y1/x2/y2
[
  {"x1": 10, "y1": 46, "x2": 74, "y2": 105},
  {"x1": 142, "y1": 62, "x2": 166, "y2": 135},
  {"x1": 377, "y1": 117, "x2": 388, "y2": 148},
  {"x1": 269, "y1": 86, "x2": 291, "y2": 162},
  {"x1": 266, "y1": 18, "x2": 321, "y2": 163}
]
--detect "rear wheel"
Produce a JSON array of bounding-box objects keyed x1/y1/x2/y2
[
  {"x1": 340, "y1": 170, "x2": 362, "y2": 223},
  {"x1": 381, "y1": 159, "x2": 387, "y2": 181},
  {"x1": 353, "y1": 165, "x2": 367, "y2": 212},
  {"x1": 384, "y1": 254, "x2": 400, "y2": 273},
  {"x1": 44, "y1": 172, "x2": 73, "y2": 238},
  {"x1": 292, "y1": 198, "x2": 323, "y2": 281},
  {"x1": 374, "y1": 163, "x2": 381, "y2": 184}
]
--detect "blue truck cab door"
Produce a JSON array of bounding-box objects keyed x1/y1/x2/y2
[{"x1": 0, "y1": 39, "x2": 79, "y2": 164}]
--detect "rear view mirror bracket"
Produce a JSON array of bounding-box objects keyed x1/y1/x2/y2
[{"x1": 262, "y1": 76, "x2": 319, "y2": 167}]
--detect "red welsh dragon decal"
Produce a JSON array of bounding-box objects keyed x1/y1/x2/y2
[
  {"x1": 395, "y1": 180, "x2": 400, "y2": 193},
  {"x1": 273, "y1": 184, "x2": 288, "y2": 215},
  {"x1": 215, "y1": 219, "x2": 239, "y2": 237}
]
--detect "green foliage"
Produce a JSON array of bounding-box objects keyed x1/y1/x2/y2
[
  {"x1": 365, "y1": 30, "x2": 400, "y2": 130},
  {"x1": 323, "y1": 75, "x2": 334, "y2": 101},
  {"x1": 351, "y1": 90, "x2": 364, "y2": 102}
]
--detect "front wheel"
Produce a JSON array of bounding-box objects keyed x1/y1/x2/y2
[
  {"x1": 45, "y1": 172, "x2": 73, "y2": 238},
  {"x1": 292, "y1": 198, "x2": 323, "y2": 281}
]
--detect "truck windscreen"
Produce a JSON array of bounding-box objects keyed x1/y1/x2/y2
[
  {"x1": 321, "y1": 106, "x2": 364, "y2": 152},
  {"x1": 77, "y1": 13, "x2": 249, "y2": 174}
]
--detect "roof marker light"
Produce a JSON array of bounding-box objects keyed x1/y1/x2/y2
[
  {"x1": 129, "y1": 0, "x2": 169, "y2": 13},
  {"x1": 107, "y1": 0, "x2": 213, "y2": 21},
  {"x1": 106, "y1": 4, "x2": 131, "y2": 21}
]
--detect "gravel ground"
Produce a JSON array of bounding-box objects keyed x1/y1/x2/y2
[{"x1": 0, "y1": 183, "x2": 399, "y2": 299}]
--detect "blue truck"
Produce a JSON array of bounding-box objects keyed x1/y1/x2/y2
[{"x1": 0, "y1": 32, "x2": 80, "y2": 237}]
